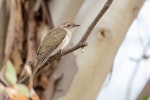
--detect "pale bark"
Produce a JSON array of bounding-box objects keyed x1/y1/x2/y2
[
  {"x1": 49, "y1": 0, "x2": 84, "y2": 26},
  {"x1": 0, "y1": 0, "x2": 145, "y2": 99},
  {"x1": 49, "y1": 0, "x2": 144, "y2": 100},
  {"x1": 65, "y1": 1, "x2": 144, "y2": 99}
]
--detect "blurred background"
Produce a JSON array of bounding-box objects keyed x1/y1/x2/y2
[
  {"x1": 0, "y1": 0, "x2": 149, "y2": 100},
  {"x1": 97, "y1": 1, "x2": 150, "y2": 100}
]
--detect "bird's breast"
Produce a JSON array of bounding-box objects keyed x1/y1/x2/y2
[{"x1": 60, "y1": 32, "x2": 71, "y2": 50}]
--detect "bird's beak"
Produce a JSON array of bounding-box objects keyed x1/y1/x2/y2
[{"x1": 73, "y1": 24, "x2": 80, "y2": 27}]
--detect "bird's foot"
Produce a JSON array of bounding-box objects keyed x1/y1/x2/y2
[{"x1": 57, "y1": 50, "x2": 64, "y2": 56}]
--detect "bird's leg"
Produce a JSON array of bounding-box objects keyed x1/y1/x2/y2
[{"x1": 80, "y1": 42, "x2": 88, "y2": 53}]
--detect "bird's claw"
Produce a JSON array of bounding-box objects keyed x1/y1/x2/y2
[
  {"x1": 57, "y1": 50, "x2": 64, "y2": 56},
  {"x1": 80, "y1": 42, "x2": 87, "y2": 53}
]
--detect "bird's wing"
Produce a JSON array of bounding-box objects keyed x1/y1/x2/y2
[{"x1": 37, "y1": 27, "x2": 67, "y2": 61}]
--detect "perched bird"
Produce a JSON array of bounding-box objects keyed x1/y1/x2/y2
[{"x1": 33, "y1": 22, "x2": 80, "y2": 76}]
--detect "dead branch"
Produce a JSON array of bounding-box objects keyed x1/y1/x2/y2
[
  {"x1": 38, "y1": 0, "x2": 112, "y2": 100},
  {"x1": 26, "y1": 14, "x2": 36, "y2": 64},
  {"x1": 38, "y1": 42, "x2": 87, "y2": 72},
  {"x1": 37, "y1": 0, "x2": 113, "y2": 73},
  {"x1": 10, "y1": 0, "x2": 24, "y2": 74},
  {"x1": 18, "y1": 0, "x2": 37, "y2": 79},
  {"x1": 0, "y1": 0, "x2": 9, "y2": 70},
  {"x1": 41, "y1": 0, "x2": 54, "y2": 28},
  {"x1": 19, "y1": 0, "x2": 113, "y2": 84},
  {"x1": 79, "y1": 0, "x2": 113, "y2": 43}
]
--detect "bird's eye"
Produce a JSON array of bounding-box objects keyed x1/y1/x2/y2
[{"x1": 66, "y1": 24, "x2": 71, "y2": 28}]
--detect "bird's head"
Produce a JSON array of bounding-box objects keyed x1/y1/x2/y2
[{"x1": 60, "y1": 22, "x2": 80, "y2": 33}]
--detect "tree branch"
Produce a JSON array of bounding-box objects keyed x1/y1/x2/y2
[
  {"x1": 20, "y1": 0, "x2": 113, "y2": 83},
  {"x1": 38, "y1": 0, "x2": 113, "y2": 71},
  {"x1": 0, "y1": 0, "x2": 9, "y2": 70},
  {"x1": 79, "y1": 0, "x2": 113, "y2": 43},
  {"x1": 38, "y1": 42, "x2": 87, "y2": 71},
  {"x1": 41, "y1": 0, "x2": 54, "y2": 28}
]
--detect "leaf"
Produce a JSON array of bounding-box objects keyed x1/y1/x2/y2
[
  {"x1": 0, "y1": 83, "x2": 4, "y2": 94},
  {"x1": 142, "y1": 96, "x2": 149, "y2": 100},
  {"x1": 5, "y1": 60, "x2": 17, "y2": 85},
  {"x1": 14, "y1": 84, "x2": 30, "y2": 97}
]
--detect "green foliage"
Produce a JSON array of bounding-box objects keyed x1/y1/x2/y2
[
  {"x1": 142, "y1": 95, "x2": 149, "y2": 100},
  {"x1": 15, "y1": 84, "x2": 30, "y2": 97},
  {"x1": 0, "y1": 83, "x2": 4, "y2": 94},
  {"x1": 4, "y1": 60, "x2": 17, "y2": 85},
  {"x1": 2, "y1": 60, "x2": 31, "y2": 98}
]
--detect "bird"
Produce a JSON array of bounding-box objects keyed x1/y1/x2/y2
[{"x1": 33, "y1": 22, "x2": 80, "y2": 76}]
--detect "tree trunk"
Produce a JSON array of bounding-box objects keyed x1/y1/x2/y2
[
  {"x1": 49, "y1": 0, "x2": 144, "y2": 100},
  {"x1": 0, "y1": 0, "x2": 145, "y2": 100}
]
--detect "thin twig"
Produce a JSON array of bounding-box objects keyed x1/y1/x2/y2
[
  {"x1": 0, "y1": 0, "x2": 9, "y2": 69},
  {"x1": 79, "y1": 0, "x2": 113, "y2": 43},
  {"x1": 20, "y1": 0, "x2": 113, "y2": 83},
  {"x1": 41, "y1": 0, "x2": 54, "y2": 28},
  {"x1": 38, "y1": 0, "x2": 113, "y2": 72},
  {"x1": 38, "y1": 42, "x2": 87, "y2": 71}
]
